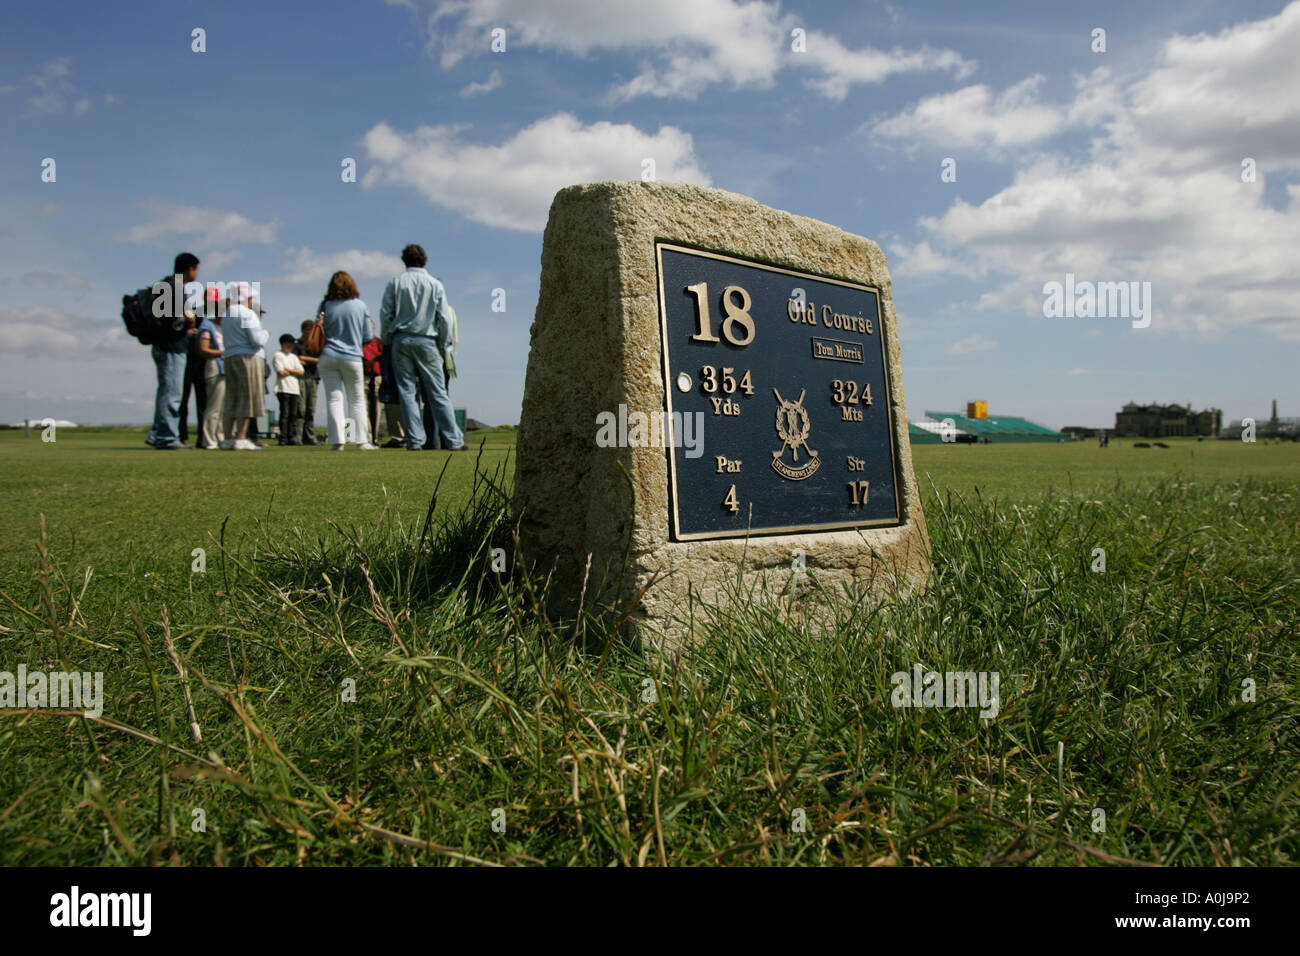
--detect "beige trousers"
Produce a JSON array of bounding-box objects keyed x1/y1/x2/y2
[{"x1": 202, "y1": 374, "x2": 226, "y2": 448}]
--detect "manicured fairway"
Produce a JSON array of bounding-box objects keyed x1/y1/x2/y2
[
  {"x1": 0, "y1": 428, "x2": 517, "y2": 582},
  {"x1": 911, "y1": 437, "x2": 1300, "y2": 501},
  {"x1": 2, "y1": 428, "x2": 1294, "y2": 583},
  {"x1": 1, "y1": 427, "x2": 1297, "y2": 866}
]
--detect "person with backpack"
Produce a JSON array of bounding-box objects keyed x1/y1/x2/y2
[{"x1": 131, "y1": 253, "x2": 202, "y2": 449}]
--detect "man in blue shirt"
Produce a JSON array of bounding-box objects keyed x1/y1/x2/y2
[
  {"x1": 146, "y1": 252, "x2": 203, "y2": 449},
  {"x1": 379, "y1": 244, "x2": 466, "y2": 451}
]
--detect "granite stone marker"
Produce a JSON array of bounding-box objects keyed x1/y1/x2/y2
[{"x1": 515, "y1": 181, "x2": 929, "y2": 647}]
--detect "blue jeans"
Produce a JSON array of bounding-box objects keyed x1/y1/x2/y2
[
  {"x1": 391, "y1": 333, "x2": 462, "y2": 450},
  {"x1": 148, "y1": 346, "x2": 187, "y2": 446}
]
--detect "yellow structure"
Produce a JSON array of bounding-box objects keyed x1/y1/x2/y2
[{"x1": 966, "y1": 401, "x2": 988, "y2": 419}]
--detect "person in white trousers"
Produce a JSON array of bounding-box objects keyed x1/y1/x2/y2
[{"x1": 316, "y1": 270, "x2": 377, "y2": 450}]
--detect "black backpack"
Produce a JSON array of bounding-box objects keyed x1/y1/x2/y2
[{"x1": 121, "y1": 278, "x2": 183, "y2": 345}]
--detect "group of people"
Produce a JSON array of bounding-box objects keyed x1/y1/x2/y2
[{"x1": 145, "y1": 245, "x2": 467, "y2": 453}]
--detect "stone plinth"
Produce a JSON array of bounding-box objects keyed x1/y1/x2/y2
[{"x1": 514, "y1": 181, "x2": 929, "y2": 648}]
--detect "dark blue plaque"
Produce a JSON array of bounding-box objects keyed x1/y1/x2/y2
[{"x1": 656, "y1": 242, "x2": 901, "y2": 540}]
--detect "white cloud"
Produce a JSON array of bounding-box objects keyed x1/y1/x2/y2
[
  {"x1": 0, "y1": 271, "x2": 92, "y2": 298},
  {"x1": 796, "y1": 36, "x2": 974, "y2": 103},
  {"x1": 115, "y1": 200, "x2": 280, "y2": 248},
  {"x1": 1126, "y1": 6, "x2": 1300, "y2": 173},
  {"x1": 873, "y1": 75, "x2": 1063, "y2": 150},
  {"x1": 201, "y1": 250, "x2": 247, "y2": 272},
  {"x1": 278, "y1": 247, "x2": 406, "y2": 286},
  {"x1": 0, "y1": 308, "x2": 138, "y2": 359},
  {"x1": 1067, "y1": 367, "x2": 1090, "y2": 376},
  {"x1": 423, "y1": 0, "x2": 972, "y2": 101},
  {"x1": 25, "y1": 57, "x2": 72, "y2": 115},
  {"x1": 459, "y1": 69, "x2": 503, "y2": 97},
  {"x1": 361, "y1": 112, "x2": 710, "y2": 231},
  {"x1": 945, "y1": 334, "x2": 997, "y2": 355},
  {"x1": 887, "y1": 239, "x2": 981, "y2": 279},
  {"x1": 891, "y1": 2, "x2": 1300, "y2": 339},
  {"x1": 27, "y1": 57, "x2": 73, "y2": 114},
  {"x1": 21, "y1": 57, "x2": 114, "y2": 115}
]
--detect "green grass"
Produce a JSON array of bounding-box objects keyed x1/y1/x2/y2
[
  {"x1": 0, "y1": 427, "x2": 517, "y2": 577},
  {"x1": 0, "y1": 428, "x2": 1297, "y2": 865},
  {"x1": 910, "y1": 435, "x2": 1300, "y2": 500},
  {"x1": 1, "y1": 430, "x2": 1291, "y2": 572}
]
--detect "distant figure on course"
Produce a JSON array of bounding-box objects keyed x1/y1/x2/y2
[
  {"x1": 379, "y1": 244, "x2": 466, "y2": 451},
  {"x1": 146, "y1": 252, "x2": 203, "y2": 449},
  {"x1": 376, "y1": 345, "x2": 406, "y2": 447},
  {"x1": 273, "y1": 333, "x2": 305, "y2": 445},
  {"x1": 196, "y1": 309, "x2": 225, "y2": 449},
  {"x1": 318, "y1": 271, "x2": 378, "y2": 450},
  {"x1": 220, "y1": 283, "x2": 268, "y2": 451},
  {"x1": 294, "y1": 320, "x2": 320, "y2": 445},
  {"x1": 363, "y1": 325, "x2": 383, "y2": 444}
]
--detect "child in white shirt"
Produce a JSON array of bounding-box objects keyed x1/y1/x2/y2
[{"x1": 272, "y1": 334, "x2": 305, "y2": 445}]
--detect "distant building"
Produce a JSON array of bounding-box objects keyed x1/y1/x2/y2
[
  {"x1": 923, "y1": 410, "x2": 1061, "y2": 443},
  {"x1": 1221, "y1": 399, "x2": 1300, "y2": 439},
  {"x1": 1114, "y1": 402, "x2": 1221, "y2": 438},
  {"x1": 1061, "y1": 426, "x2": 1101, "y2": 440}
]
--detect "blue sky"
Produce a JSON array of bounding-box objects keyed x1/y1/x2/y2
[{"x1": 1, "y1": 0, "x2": 1297, "y2": 429}]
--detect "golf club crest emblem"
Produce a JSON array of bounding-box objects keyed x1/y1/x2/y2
[{"x1": 771, "y1": 387, "x2": 820, "y2": 480}]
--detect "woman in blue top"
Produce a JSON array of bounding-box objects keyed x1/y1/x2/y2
[{"x1": 318, "y1": 271, "x2": 377, "y2": 450}]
